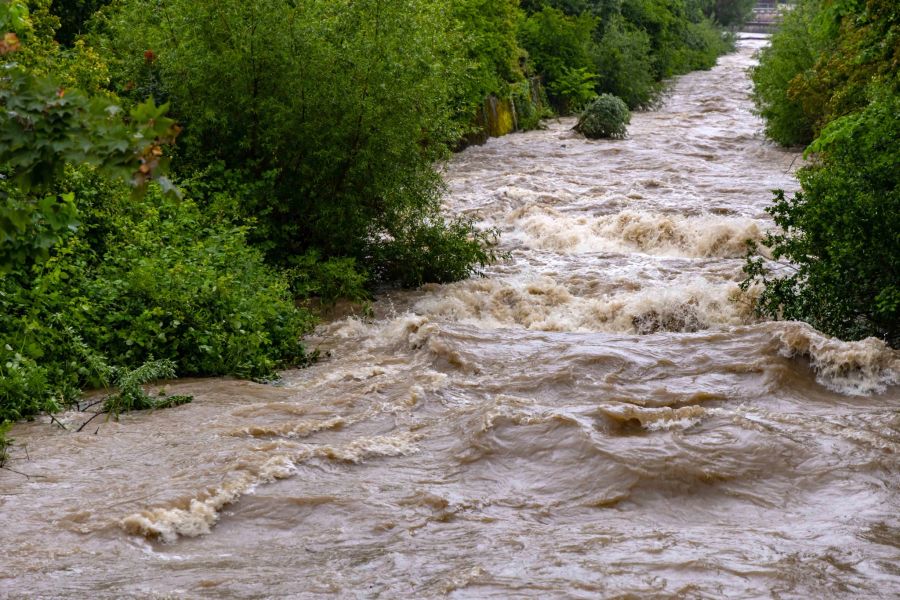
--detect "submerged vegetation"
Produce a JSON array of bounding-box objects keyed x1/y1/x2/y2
[
  {"x1": 1, "y1": 0, "x2": 742, "y2": 448},
  {"x1": 745, "y1": 0, "x2": 899, "y2": 347},
  {"x1": 575, "y1": 93, "x2": 631, "y2": 139}
]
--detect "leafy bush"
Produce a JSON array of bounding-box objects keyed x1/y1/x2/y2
[
  {"x1": 288, "y1": 252, "x2": 370, "y2": 306},
  {"x1": 743, "y1": 92, "x2": 899, "y2": 346},
  {"x1": 83, "y1": 188, "x2": 314, "y2": 378},
  {"x1": 675, "y1": 17, "x2": 731, "y2": 72},
  {"x1": 1, "y1": 1, "x2": 226, "y2": 434},
  {"x1": 790, "y1": 0, "x2": 900, "y2": 138},
  {"x1": 521, "y1": 0, "x2": 732, "y2": 113},
  {"x1": 0, "y1": 181, "x2": 314, "y2": 425},
  {"x1": 510, "y1": 79, "x2": 551, "y2": 131},
  {"x1": 750, "y1": 0, "x2": 826, "y2": 146},
  {"x1": 746, "y1": 0, "x2": 899, "y2": 347},
  {"x1": 0, "y1": 1, "x2": 178, "y2": 274},
  {"x1": 97, "y1": 0, "x2": 493, "y2": 287},
  {"x1": 102, "y1": 359, "x2": 183, "y2": 416},
  {"x1": 575, "y1": 93, "x2": 631, "y2": 139},
  {"x1": 49, "y1": 0, "x2": 111, "y2": 45},
  {"x1": 372, "y1": 217, "x2": 503, "y2": 288},
  {"x1": 748, "y1": 0, "x2": 894, "y2": 147},
  {"x1": 451, "y1": 0, "x2": 524, "y2": 107}
]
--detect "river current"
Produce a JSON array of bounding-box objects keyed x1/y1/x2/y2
[{"x1": 2, "y1": 37, "x2": 899, "y2": 599}]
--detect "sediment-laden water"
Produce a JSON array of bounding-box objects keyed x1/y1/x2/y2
[{"x1": 2, "y1": 37, "x2": 898, "y2": 599}]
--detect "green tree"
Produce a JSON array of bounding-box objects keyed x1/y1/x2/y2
[
  {"x1": 750, "y1": 0, "x2": 836, "y2": 146},
  {"x1": 98, "y1": 0, "x2": 497, "y2": 285},
  {"x1": 1, "y1": 0, "x2": 312, "y2": 433},
  {"x1": 453, "y1": 0, "x2": 524, "y2": 94},
  {"x1": 592, "y1": 14, "x2": 657, "y2": 108},
  {"x1": 746, "y1": 0, "x2": 899, "y2": 346}
]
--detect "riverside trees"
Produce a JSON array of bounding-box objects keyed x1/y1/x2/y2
[
  {"x1": 745, "y1": 0, "x2": 899, "y2": 347},
  {"x1": 518, "y1": 0, "x2": 735, "y2": 111}
]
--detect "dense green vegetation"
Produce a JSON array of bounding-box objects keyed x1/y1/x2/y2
[
  {"x1": 745, "y1": 0, "x2": 899, "y2": 347},
  {"x1": 518, "y1": 0, "x2": 737, "y2": 111},
  {"x1": 1, "y1": 0, "x2": 743, "y2": 449}
]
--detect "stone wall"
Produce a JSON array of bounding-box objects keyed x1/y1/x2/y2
[{"x1": 459, "y1": 77, "x2": 547, "y2": 148}]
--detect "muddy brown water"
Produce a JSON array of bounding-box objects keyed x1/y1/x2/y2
[{"x1": 2, "y1": 37, "x2": 899, "y2": 599}]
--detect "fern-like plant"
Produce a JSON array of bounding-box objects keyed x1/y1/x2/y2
[
  {"x1": 549, "y1": 66, "x2": 598, "y2": 113},
  {"x1": 103, "y1": 359, "x2": 192, "y2": 416}
]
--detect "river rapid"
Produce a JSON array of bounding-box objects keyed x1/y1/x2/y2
[{"x1": 2, "y1": 37, "x2": 899, "y2": 599}]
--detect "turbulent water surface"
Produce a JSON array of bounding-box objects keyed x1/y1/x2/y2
[{"x1": 3, "y1": 37, "x2": 899, "y2": 599}]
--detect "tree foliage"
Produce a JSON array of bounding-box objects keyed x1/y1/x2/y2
[
  {"x1": 519, "y1": 6, "x2": 599, "y2": 110},
  {"x1": 750, "y1": 0, "x2": 829, "y2": 146},
  {"x1": 519, "y1": 0, "x2": 732, "y2": 111},
  {"x1": 592, "y1": 14, "x2": 657, "y2": 108},
  {"x1": 746, "y1": 0, "x2": 900, "y2": 346},
  {"x1": 1, "y1": 0, "x2": 177, "y2": 274},
  {"x1": 97, "y1": 0, "x2": 495, "y2": 283}
]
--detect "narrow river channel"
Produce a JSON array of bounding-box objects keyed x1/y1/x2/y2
[{"x1": 2, "y1": 36, "x2": 899, "y2": 599}]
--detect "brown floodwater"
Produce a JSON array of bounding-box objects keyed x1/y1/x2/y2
[{"x1": 2, "y1": 37, "x2": 899, "y2": 599}]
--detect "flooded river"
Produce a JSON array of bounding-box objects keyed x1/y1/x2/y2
[{"x1": 2, "y1": 37, "x2": 899, "y2": 599}]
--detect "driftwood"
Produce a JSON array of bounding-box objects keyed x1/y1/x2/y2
[{"x1": 76, "y1": 410, "x2": 106, "y2": 433}]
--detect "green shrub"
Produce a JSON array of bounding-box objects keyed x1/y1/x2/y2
[
  {"x1": 372, "y1": 217, "x2": 503, "y2": 288},
  {"x1": 575, "y1": 93, "x2": 631, "y2": 139},
  {"x1": 451, "y1": 0, "x2": 524, "y2": 105},
  {"x1": 676, "y1": 17, "x2": 731, "y2": 71},
  {"x1": 746, "y1": 0, "x2": 899, "y2": 347},
  {"x1": 520, "y1": 0, "x2": 733, "y2": 113},
  {"x1": 620, "y1": 0, "x2": 728, "y2": 79},
  {"x1": 102, "y1": 359, "x2": 181, "y2": 416},
  {"x1": 83, "y1": 188, "x2": 314, "y2": 379},
  {"x1": 288, "y1": 252, "x2": 370, "y2": 306},
  {"x1": 97, "y1": 0, "x2": 493, "y2": 288},
  {"x1": 789, "y1": 0, "x2": 900, "y2": 138},
  {"x1": 0, "y1": 0, "x2": 179, "y2": 275},
  {"x1": 510, "y1": 79, "x2": 551, "y2": 131},
  {"x1": 0, "y1": 181, "x2": 314, "y2": 426},
  {"x1": 49, "y1": 0, "x2": 111, "y2": 45},
  {"x1": 743, "y1": 91, "x2": 900, "y2": 346}
]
